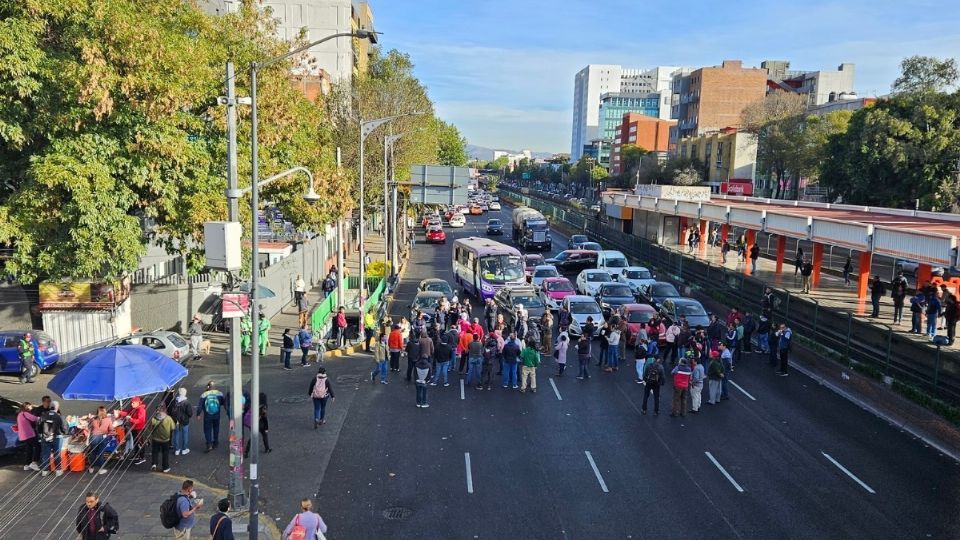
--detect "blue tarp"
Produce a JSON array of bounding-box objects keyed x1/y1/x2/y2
[{"x1": 47, "y1": 345, "x2": 188, "y2": 401}]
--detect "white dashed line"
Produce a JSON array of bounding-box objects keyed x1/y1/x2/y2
[
  {"x1": 729, "y1": 380, "x2": 756, "y2": 401},
  {"x1": 549, "y1": 377, "x2": 562, "y2": 401},
  {"x1": 705, "y1": 452, "x2": 745, "y2": 492},
  {"x1": 584, "y1": 451, "x2": 609, "y2": 493},
  {"x1": 460, "y1": 378, "x2": 465, "y2": 400},
  {"x1": 465, "y1": 452, "x2": 474, "y2": 494},
  {"x1": 821, "y1": 451, "x2": 876, "y2": 494}
]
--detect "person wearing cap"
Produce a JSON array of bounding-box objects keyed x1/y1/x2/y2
[
  {"x1": 188, "y1": 315, "x2": 204, "y2": 358},
  {"x1": 689, "y1": 354, "x2": 705, "y2": 413},
  {"x1": 706, "y1": 350, "x2": 725, "y2": 405},
  {"x1": 18, "y1": 332, "x2": 35, "y2": 384},
  {"x1": 118, "y1": 396, "x2": 148, "y2": 464},
  {"x1": 670, "y1": 358, "x2": 692, "y2": 417}
]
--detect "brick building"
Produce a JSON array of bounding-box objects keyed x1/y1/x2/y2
[
  {"x1": 610, "y1": 113, "x2": 676, "y2": 175},
  {"x1": 671, "y1": 60, "x2": 767, "y2": 143}
]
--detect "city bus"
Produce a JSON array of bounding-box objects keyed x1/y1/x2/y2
[{"x1": 452, "y1": 237, "x2": 525, "y2": 299}]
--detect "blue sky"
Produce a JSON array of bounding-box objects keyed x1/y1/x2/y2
[{"x1": 373, "y1": 0, "x2": 960, "y2": 154}]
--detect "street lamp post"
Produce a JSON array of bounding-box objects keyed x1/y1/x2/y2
[
  {"x1": 245, "y1": 29, "x2": 376, "y2": 540},
  {"x1": 383, "y1": 132, "x2": 407, "y2": 276}
]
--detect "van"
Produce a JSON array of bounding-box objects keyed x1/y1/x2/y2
[{"x1": 596, "y1": 250, "x2": 628, "y2": 272}]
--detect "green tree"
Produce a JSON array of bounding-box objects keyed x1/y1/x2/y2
[
  {"x1": 491, "y1": 156, "x2": 510, "y2": 170},
  {"x1": 619, "y1": 144, "x2": 649, "y2": 176},
  {"x1": 740, "y1": 92, "x2": 808, "y2": 198},
  {"x1": 892, "y1": 56, "x2": 959, "y2": 95},
  {"x1": 434, "y1": 118, "x2": 468, "y2": 166}
]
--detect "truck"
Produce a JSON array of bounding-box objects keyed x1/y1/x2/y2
[{"x1": 512, "y1": 207, "x2": 552, "y2": 251}]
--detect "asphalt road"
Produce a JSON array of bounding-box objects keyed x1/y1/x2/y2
[{"x1": 310, "y1": 202, "x2": 960, "y2": 538}]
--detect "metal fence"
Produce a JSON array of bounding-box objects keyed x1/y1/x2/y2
[{"x1": 502, "y1": 188, "x2": 960, "y2": 406}]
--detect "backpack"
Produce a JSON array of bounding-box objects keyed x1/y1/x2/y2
[
  {"x1": 159, "y1": 493, "x2": 187, "y2": 529},
  {"x1": 204, "y1": 393, "x2": 221, "y2": 416},
  {"x1": 311, "y1": 376, "x2": 328, "y2": 399},
  {"x1": 39, "y1": 412, "x2": 57, "y2": 443},
  {"x1": 644, "y1": 364, "x2": 661, "y2": 385},
  {"x1": 288, "y1": 515, "x2": 308, "y2": 540},
  {"x1": 171, "y1": 400, "x2": 190, "y2": 424},
  {"x1": 298, "y1": 329, "x2": 313, "y2": 349}
]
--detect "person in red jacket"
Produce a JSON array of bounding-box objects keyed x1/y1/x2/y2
[
  {"x1": 670, "y1": 359, "x2": 692, "y2": 418},
  {"x1": 470, "y1": 318, "x2": 485, "y2": 343},
  {"x1": 118, "y1": 396, "x2": 148, "y2": 464},
  {"x1": 387, "y1": 324, "x2": 404, "y2": 372}
]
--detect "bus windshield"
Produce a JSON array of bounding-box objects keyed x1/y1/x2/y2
[{"x1": 480, "y1": 255, "x2": 524, "y2": 283}]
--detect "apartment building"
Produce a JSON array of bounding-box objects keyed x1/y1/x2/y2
[{"x1": 670, "y1": 60, "x2": 767, "y2": 143}]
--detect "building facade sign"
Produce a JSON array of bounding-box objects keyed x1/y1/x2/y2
[{"x1": 634, "y1": 184, "x2": 710, "y2": 202}]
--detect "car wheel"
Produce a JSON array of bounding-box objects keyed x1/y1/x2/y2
[{"x1": 26, "y1": 362, "x2": 40, "y2": 379}]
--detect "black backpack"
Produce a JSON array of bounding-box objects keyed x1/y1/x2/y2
[
  {"x1": 644, "y1": 364, "x2": 661, "y2": 386},
  {"x1": 159, "y1": 493, "x2": 187, "y2": 529},
  {"x1": 39, "y1": 412, "x2": 58, "y2": 443}
]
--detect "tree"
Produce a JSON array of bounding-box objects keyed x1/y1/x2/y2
[
  {"x1": 619, "y1": 144, "x2": 649, "y2": 176},
  {"x1": 491, "y1": 156, "x2": 510, "y2": 170},
  {"x1": 892, "y1": 56, "x2": 959, "y2": 95},
  {"x1": 435, "y1": 119, "x2": 467, "y2": 166},
  {"x1": 741, "y1": 92, "x2": 808, "y2": 198}
]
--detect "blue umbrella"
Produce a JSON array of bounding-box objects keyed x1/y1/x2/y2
[
  {"x1": 47, "y1": 345, "x2": 188, "y2": 401},
  {"x1": 238, "y1": 283, "x2": 277, "y2": 298}
]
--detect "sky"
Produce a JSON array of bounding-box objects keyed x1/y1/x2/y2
[{"x1": 372, "y1": 0, "x2": 960, "y2": 154}]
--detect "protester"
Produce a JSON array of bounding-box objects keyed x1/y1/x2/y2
[
  {"x1": 282, "y1": 499, "x2": 328, "y2": 540},
  {"x1": 689, "y1": 355, "x2": 705, "y2": 413},
  {"x1": 479, "y1": 336, "x2": 497, "y2": 390},
  {"x1": 467, "y1": 333, "x2": 483, "y2": 387},
  {"x1": 519, "y1": 338, "x2": 540, "y2": 393},
  {"x1": 371, "y1": 334, "x2": 389, "y2": 384},
  {"x1": 308, "y1": 367, "x2": 335, "y2": 427},
  {"x1": 501, "y1": 333, "x2": 521, "y2": 388},
  {"x1": 554, "y1": 333, "x2": 569, "y2": 376},
  {"x1": 576, "y1": 333, "x2": 591, "y2": 380},
  {"x1": 149, "y1": 405, "x2": 176, "y2": 473},
  {"x1": 197, "y1": 382, "x2": 225, "y2": 452},
  {"x1": 16, "y1": 402, "x2": 40, "y2": 471},
  {"x1": 75, "y1": 491, "x2": 119, "y2": 540},
  {"x1": 388, "y1": 324, "x2": 403, "y2": 371},
  {"x1": 209, "y1": 498, "x2": 235, "y2": 540},
  {"x1": 641, "y1": 358, "x2": 665, "y2": 415},
  {"x1": 670, "y1": 359, "x2": 692, "y2": 417},
  {"x1": 170, "y1": 388, "x2": 193, "y2": 457},
  {"x1": 718, "y1": 342, "x2": 733, "y2": 400},
  {"x1": 776, "y1": 323, "x2": 792, "y2": 376},
  {"x1": 706, "y1": 351, "x2": 724, "y2": 404},
  {"x1": 405, "y1": 331, "x2": 422, "y2": 382},
  {"x1": 415, "y1": 353, "x2": 431, "y2": 408}
]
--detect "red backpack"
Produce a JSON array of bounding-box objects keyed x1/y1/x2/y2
[{"x1": 288, "y1": 515, "x2": 307, "y2": 540}]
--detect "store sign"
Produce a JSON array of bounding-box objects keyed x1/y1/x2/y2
[{"x1": 720, "y1": 180, "x2": 754, "y2": 196}]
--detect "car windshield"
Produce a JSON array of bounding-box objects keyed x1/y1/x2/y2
[
  {"x1": 488, "y1": 220, "x2": 501, "y2": 226},
  {"x1": 511, "y1": 294, "x2": 543, "y2": 309},
  {"x1": 413, "y1": 295, "x2": 441, "y2": 310},
  {"x1": 652, "y1": 284, "x2": 679, "y2": 297},
  {"x1": 581, "y1": 242, "x2": 602, "y2": 251},
  {"x1": 424, "y1": 282, "x2": 452, "y2": 294},
  {"x1": 428, "y1": 227, "x2": 442, "y2": 233},
  {"x1": 480, "y1": 255, "x2": 525, "y2": 283},
  {"x1": 0, "y1": 397, "x2": 19, "y2": 419},
  {"x1": 552, "y1": 252, "x2": 569, "y2": 261},
  {"x1": 534, "y1": 268, "x2": 559, "y2": 278},
  {"x1": 605, "y1": 257, "x2": 628, "y2": 268},
  {"x1": 625, "y1": 270, "x2": 652, "y2": 280},
  {"x1": 627, "y1": 310, "x2": 653, "y2": 323},
  {"x1": 524, "y1": 255, "x2": 544, "y2": 266},
  {"x1": 677, "y1": 303, "x2": 707, "y2": 316},
  {"x1": 168, "y1": 334, "x2": 188, "y2": 348},
  {"x1": 571, "y1": 235, "x2": 587, "y2": 243},
  {"x1": 586, "y1": 273, "x2": 611, "y2": 282},
  {"x1": 569, "y1": 302, "x2": 600, "y2": 314},
  {"x1": 546, "y1": 281, "x2": 574, "y2": 292},
  {"x1": 602, "y1": 285, "x2": 632, "y2": 297}
]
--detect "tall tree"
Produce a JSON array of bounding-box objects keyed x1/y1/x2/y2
[
  {"x1": 740, "y1": 92, "x2": 808, "y2": 198},
  {"x1": 892, "y1": 56, "x2": 959, "y2": 95},
  {"x1": 434, "y1": 119, "x2": 468, "y2": 166}
]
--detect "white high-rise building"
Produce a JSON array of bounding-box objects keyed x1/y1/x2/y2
[{"x1": 571, "y1": 65, "x2": 685, "y2": 162}]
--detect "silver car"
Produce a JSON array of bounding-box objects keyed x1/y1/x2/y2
[{"x1": 112, "y1": 330, "x2": 191, "y2": 363}]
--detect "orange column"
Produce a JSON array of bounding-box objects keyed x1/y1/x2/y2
[
  {"x1": 857, "y1": 251, "x2": 872, "y2": 300},
  {"x1": 811, "y1": 242, "x2": 824, "y2": 287},
  {"x1": 699, "y1": 220, "x2": 708, "y2": 255},
  {"x1": 679, "y1": 217, "x2": 688, "y2": 245},
  {"x1": 745, "y1": 230, "x2": 757, "y2": 275},
  {"x1": 720, "y1": 224, "x2": 729, "y2": 243},
  {"x1": 917, "y1": 263, "x2": 933, "y2": 291},
  {"x1": 775, "y1": 236, "x2": 786, "y2": 274}
]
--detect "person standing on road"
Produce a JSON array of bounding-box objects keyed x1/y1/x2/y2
[
  {"x1": 171, "y1": 388, "x2": 193, "y2": 457},
  {"x1": 371, "y1": 334, "x2": 389, "y2": 384},
  {"x1": 308, "y1": 367, "x2": 335, "y2": 427},
  {"x1": 576, "y1": 332, "x2": 591, "y2": 380},
  {"x1": 749, "y1": 243, "x2": 760, "y2": 274},
  {"x1": 466, "y1": 333, "x2": 483, "y2": 387},
  {"x1": 38, "y1": 401, "x2": 67, "y2": 476},
  {"x1": 689, "y1": 355, "x2": 705, "y2": 413},
  {"x1": 484, "y1": 299, "x2": 497, "y2": 333},
  {"x1": 16, "y1": 402, "x2": 40, "y2": 472},
  {"x1": 209, "y1": 498, "x2": 235, "y2": 540},
  {"x1": 281, "y1": 499, "x2": 328, "y2": 540},
  {"x1": 480, "y1": 336, "x2": 497, "y2": 390},
  {"x1": 756, "y1": 315, "x2": 771, "y2": 354},
  {"x1": 75, "y1": 491, "x2": 119, "y2": 540},
  {"x1": 405, "y1": 330, "x2": 422, "y2": 382},
  {"x1": 706, "y1": 314, "x2": 724, "y2": 354},
  {"x1": 417, "y1": 329, "x2": 434, "y2": 379},
  {"x1": 519, "y1": 338, "x2": 540, "y2": 393},
  {"x1": 297, "y1": 325, "x2": 313, "y2": 367},
  {"x1": 501, "y1": 333, "x2": 521, "y2": 388},
  {"x1": 670, "y1": 358, "x2": 692, "y2": 417},
  {"x1": 869, "y1": 275, "x2": 885, "y2": 318},
  {"x1": 363, "y1": 310, "x2": 377, "y2": 352},
  {"x1": 741, "y1": 311, "x2": 755, "y2": 354},
  {"x1": 776, "y1": 323, "x2": 792, "y2": 376},
  {"x1": 555, "y1": 334, "x2": 569, "y2": 376},
  {"x1": 280, "y1": 329, "x2": 294, "y2": 371},
  {"x1": 706, "y1": 350, "x2": 724, "y2": 404},
  {"x1": 17, "y1": 332, "x2": 35, "y2": 384},
  {"x1": 188, "y1": 315, "x2": 204, "y2": 359},
  {"x1": 388, "y1": 324, "x2": 403, "y2": 372},
  {"x1": 540, "y1": 311, "x2": 554, "y2": 355},
  {"x1": 641, "y1": 357, "x2": 665, "y2": 415},
  {"x1": 664, "y1": 321, "x2": 681, "y2": 365},
  {"x1": 148, "y1": 405, "x2": 175, "y2": 473},
  {"x1": 432, "y1": 328, "x2": 453, "y2": 387},
  {"x1": 842, "y1": 256, "x2": 853, "y2": 286},
  {"x1": 718, "y1": 342, "x2": 733, "y2": 400},
  {"x1": 597, "y1": 321, "x2": 610, "y2": 369},
  {"x1": 415, "y1": 354, "x2": 431, "y2": 408},
  {"x1": 197, "y1": 382, "x2": 225, "y2": 452},
  {"x1": 605, "y1": 324, "x2": 621, "y2": 372}
]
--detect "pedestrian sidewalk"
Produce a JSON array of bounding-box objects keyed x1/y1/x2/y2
[{"x1": 0, "y1": 469, "x2": 279, "y2": 539}]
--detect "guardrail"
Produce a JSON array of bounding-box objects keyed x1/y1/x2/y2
[{"x1": 501, "y1": 187, "x2": 960, "y2": 407}]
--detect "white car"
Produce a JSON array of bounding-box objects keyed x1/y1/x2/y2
[
  {"x1": 561, "y1": 295, "x2": 603, "y2": 338},
  {"x1": 489, "y1": 201, "x2": 501, "y2": 211},
  {"x1": 449, "y1": 214, "x2": 466, "y2": 227},
  {"x1": 615, "y1": 266, "x2": 657, "y2": 296},
  {"x1": 575, "y1": 269, "x2": 613, "y2": 296},
  {"x1": 530, "y1": 264, "x2": 560, "y2": 287}
]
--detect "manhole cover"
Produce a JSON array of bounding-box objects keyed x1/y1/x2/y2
[
  {"x1": 277, "y1": 395, "x2": 309, "y2": 404},
  {"x1": 382, "y1": 507, "x2": 413, "y2": 521},
  {"x1": 337, "y1": 375, "x2": 362, "y2": 384}
]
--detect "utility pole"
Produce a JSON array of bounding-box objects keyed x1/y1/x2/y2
[{"x1": 336, "y1": 148, "x2": 345, "y2": 305}]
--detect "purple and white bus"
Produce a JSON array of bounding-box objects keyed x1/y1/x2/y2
[{"x1": 453, "y1": 237, "x2": 525, "y2": 299}]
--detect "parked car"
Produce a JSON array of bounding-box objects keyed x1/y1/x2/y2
[
  {"x1": 486, "y1": 219, "x2": 504, "y2": 235},
  {"x1": 567, "y1": 234, "x2": 589, "y2": 250},
  {"x1": 659, "y1": 298, "x2": 711, "y2": 329},
  {"x1": 425, "y1": 225, "x2": 447, "y2": 244},
  {"x1": 639, "y1": 281, "x2": 681, "y2": 309},
  {"x1": 0, "y1": 395, "x2": 22, "y2": 456},
  {"x1": 546, "y1": 250, "x2": 598, "y2": 275},
  {"x1": 538, "y1": 277, "x2": 576, "y2": 311},
  {"x1": 449, "y1": 214, "x2": 466, "y2": 227},
  {"x1": 562, "y1": 295, "x2": 603, "y2": 338},
  {"x1": 494, "y1": 286, "x2": 546, "y2": 330},
  {"x1": 530, "y1": 264, "x2": 560, "y2": 287},
  {"x1": 594, "y1": 282, "x2": 635, "y2": 318},
  {"x1": 615, "y1": 266, "x2": 657, "y2": 296},
  {"x1": 113, "y1": 330, "x2": 191, "y2": 363},
  {"x1": 576, "y1": 269, "x2": 613, "y2": 296},
  {"x1": 410, "y1": 291, "x2": 446, "y2": 324},
  {"x1": 618, "y1": 303, "x2": 658, "y2": 345},
  {"x1": 489, "y1": 201, "x2": 501, "y2": 211},
  {"x1": 417, "y1": 278, "x2": 455, "y2": 301},
  {"x1": 0, "y1": 330, "x2": 60, "y2": 378}
]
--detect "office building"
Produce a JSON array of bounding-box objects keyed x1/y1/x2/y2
[
  {"x1": 670, "y1": 60, "x2": 767, "y2": 143},
  {"x1": 610, "y1": 113, "x2": 675, "y2": 175},
  {"x1": 764, "y1": 61, "x2": 856, "y2": 108},
  {"x1": 675, "y1": 127, "x2": 757, "y2": 191},
  {"x1": 596, "y1": 92, "x2": 662, "y2": 167}
]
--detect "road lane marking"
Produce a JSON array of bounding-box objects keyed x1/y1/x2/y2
[
  {"x1": 549, "y1": 377, "x2": 562, "y2": 400},
  {"x1": 460, "y1": 379, "x2": 465, "y2": 400},
  {"x1": 584, "y1": 451, "x2": 609, "y2": 493},
  {"x1": 729, "y1": 380, "x2": 756, "y2": 401},
  {"x1": 465, "y1": 452, "x2": 474, "y2": 494},
  {"x1": 705, "y1": 452, "x2": 745, "y2": 492},
  {"x1": 821, "y1": 451, "x2": 876, "y2": 494}
]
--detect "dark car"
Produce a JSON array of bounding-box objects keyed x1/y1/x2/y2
[
  {"x1": 0, "y1": 331, "x2": 60, "y2": 379},
  {"x1": 580, "y1": 241, "x2": 603, "y2": 252},
  {"x1": 594, "y1": 283, "x2": 635, "y2": 318},
  {"x1": 0, "y1": 395, "x2": 21, "y2": 456},
  {"x1": 659, "y1": 298, "x2": 711, "y2": 329},
  {"x1": 410, "y1": 291, "x2": 445, "y2": 324},
  {"x1": 494, "y1": 286, "x2": 546, "y2": 331},
  {"x1": 486, "y1": 219, "x2": 504, "y2": 235},
  {"x1": 639, "y1": 281, "x2": 681, "y2": 309},
  {"x1": 522, "y1": 254, "x2": 545, "y2": 281},
  {"x1": 545, "y1": 250, "x2": 598, "y2": 275},
  {"x1": 567, "y1": 234, "x2": 589, "y2": 250},
  {"x1": 417, "y1": 278, "x2": 455, "y2": 301}
]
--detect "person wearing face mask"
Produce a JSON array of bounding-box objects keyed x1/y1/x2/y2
[{"x1": 148, "y1": 405, "x2": 176, "y2": 473}]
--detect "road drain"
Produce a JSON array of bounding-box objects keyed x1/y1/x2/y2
[{"x1": 382, "y1": 507, "x2": 413, "y2": 521}]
